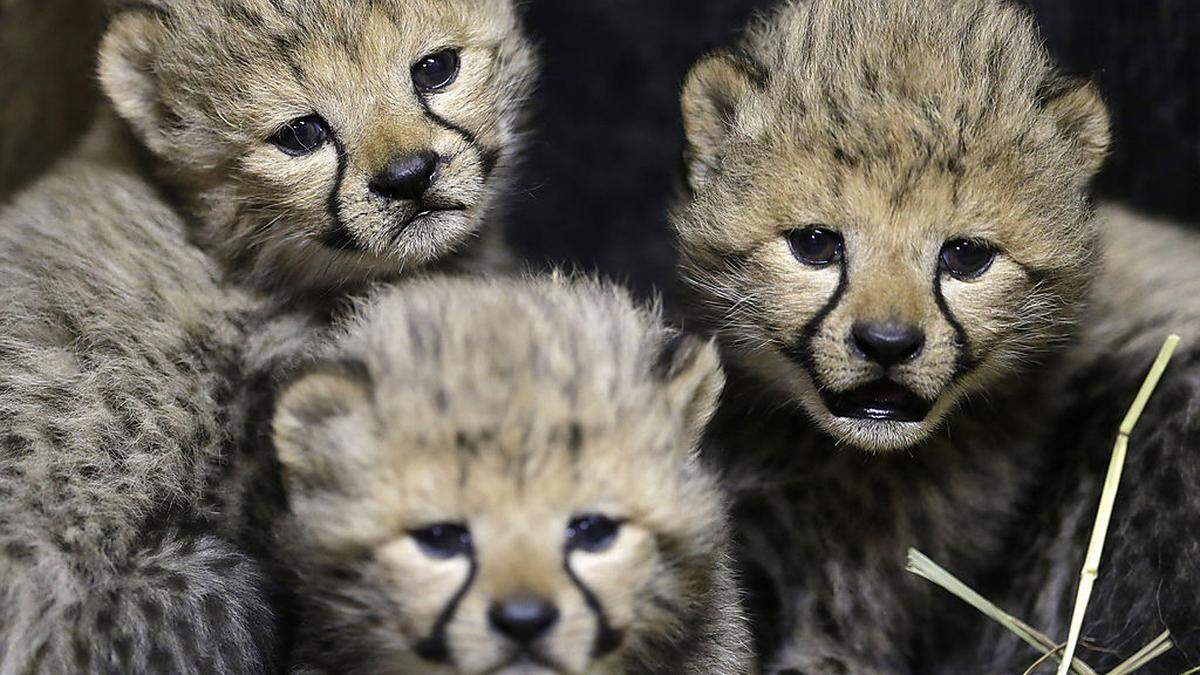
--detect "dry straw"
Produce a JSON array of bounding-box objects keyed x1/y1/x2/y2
[{"x1": 908, "y1": 335, "x2": 1184, "y2": 674}]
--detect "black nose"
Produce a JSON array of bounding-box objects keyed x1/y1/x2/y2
[
  {"x1": 851, "y1": 322, "x2": 926, "y2": 367},
  {"x1": 488, "y1": 597, "x2": 559, "y2": 645},
  {"x1": 369, "y1": 152, "x2": 438, "y2": 201}
]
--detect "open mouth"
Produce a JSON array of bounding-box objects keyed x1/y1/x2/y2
[{"x1": 822, "y1": 380, "x2": 932, "y2": 423}]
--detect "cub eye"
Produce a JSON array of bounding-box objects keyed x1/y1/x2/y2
[
  {"x1": 412, "y1": 49, "x2": 461, "y2": 93},
  {"x1": 787, "y1": 227, "x2": 844, "y2": 267},
  {"x1": 940, "y1": 239, "x2": 998, "y2": 280},
  {"x1": 411, "y1": 523, "x2": 472, "y2": 560},
  {"x1": 268, "y1": 115, "x2": 330, "y2": 156},
  {"x1": 566, "y1": 515, "x2": 622, "y2": 554}
]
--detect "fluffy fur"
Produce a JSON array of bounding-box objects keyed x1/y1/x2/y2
[
  {"x1": 273, "y1": 276, "x2": 754, "y2": 675},
  {"x1": 673, "y1": 0, "x2": 1199, "y2": 672},
  {"x1": 0, "y1": 1, "x2": 536, "y2": 671},
  {"x1": 0, "y1": 121, "x2": 279, "y2": 673}
]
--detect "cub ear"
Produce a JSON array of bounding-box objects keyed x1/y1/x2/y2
[
  {"x1": 655, "y1": 333, "x2": 726, "y2": 440},
  {"x1": 97, "y1": 9, "x2": 173, "y2": 155},
  {"x1": 681, "y1": 51, "x2": 763, "y2": 192},
  {"x1": 1039, "y1": 75, "x2": 1111, "y2": 176},
  {"x1": 272, "y1": 360, "x2": 374, "y2": 480}
]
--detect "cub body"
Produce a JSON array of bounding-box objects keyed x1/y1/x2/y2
[
  {"x1": 0, "y1": 119, "x2": 276, "y2": 674},
  {"x1": 273, "y1": 277, "x2": 754, "y2": 675},
  {"x1": 0, "y1": 0, "x2": 536, "y2": 671},
  {"x1": 675, "y1": 0, "x2": 1199, "y2": 671}
]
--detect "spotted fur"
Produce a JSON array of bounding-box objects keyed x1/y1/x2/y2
[
  {"x1": 272, "y1": 276, "x2": 754, "y2": 675},
  {"x1": 0, "y1": 126, "x2": 281, "y2": 673},
  {"x1": 676, "y1": 0, "x2": 1196, "y2": 671}
]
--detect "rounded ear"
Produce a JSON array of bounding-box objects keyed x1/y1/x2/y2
[
  {"x1": 681, "y1": 51, "x2": 763, "y2": 192},
  {"x1": 654, "y1": 333, "x2": 726, "y2": 440},
  {"x1": 1039, "y1": 75, "x2": 1111, "y2": 176},
  {"x1": 97, "y1": 9, "x2": 172, "y2": 155},
  {"x1": 272, "y1": 360, "x2": 374, "y2": 480}
]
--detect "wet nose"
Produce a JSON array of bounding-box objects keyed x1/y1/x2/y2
[
  {"x1": 851, "y1": 322, "x2": 926, "y2": 367},
  {"x1": 369, "y1": 151, "x2": 438, "y2": 201},
  {"x1": 488, "y1": 597, "x2": 560, "y2": 645}
]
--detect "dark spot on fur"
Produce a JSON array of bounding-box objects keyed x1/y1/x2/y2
[
  {"x1": 73, "y1": 637, "x2": 92, "y2": 669},
  {"x1": 147, "y1": 645, "x2": 174, "y2": 671},
  {"x1": 165, "y1": 573, "x2": 189, "y2": 593},
  {"x1": 202, "y1": 594, "x2": 227, "y2": 626},
  {"x1": 223, "y1": 1, "x2": 264, "y2": 27},
  {"x1": 5, "y1": 541, "x2": 35, "y2": 561},
  {"x1": 113, "y1": 635, "x2": 134, "y2": 666},
  {"x1": 139, "y1": 598, "x2": 164, "y2": 624},
  {"x1": 95, "y1": 607, "x2": 115, "y2": 635},
  {"x1": 568, "y1": 423, "x2": 584, "y2": 456}
]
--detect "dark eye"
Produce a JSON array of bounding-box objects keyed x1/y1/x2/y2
[
  {"x1": 268, "y1": 115, "x2": 330, "y2": 156},
  {"x1": 566, "y1": 515, "x2": 622, "y2": 553},
  {"x1": 788, "y1": 227, "x2": 844, "y2": 267},
  {"x1": 940, "y1": 239, "x2": 998, "y2": 280},
  {"x1": 411, "y1": 523, "x2": 472, "y2": 559},
  {"x1": 412, "y1": 49, "x2": 461, "y2": 93}
]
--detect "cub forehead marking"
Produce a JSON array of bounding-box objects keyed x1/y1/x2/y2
[{"x1": 414, "y1": 553, "x2": 479, "y2": 665}]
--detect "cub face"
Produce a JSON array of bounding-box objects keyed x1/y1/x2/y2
[
  {"x1": 273, "y1": 280, "x2": 728, "y2": 674},
  {"x1": 673, "y1": 0, "x2": 1110, "y2": 452},
  {"x1": 100, "y1": 0, "x2": 536, "y2": 290}
]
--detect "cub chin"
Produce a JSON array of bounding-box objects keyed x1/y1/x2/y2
[{"x1": 272, "y1": 276, "x2": 753, "y2": 675}]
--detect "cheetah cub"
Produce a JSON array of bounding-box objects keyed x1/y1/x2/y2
[
  {"x1": 272, "y1": 276, "x2": 754, "y2": 674},
  {"x1": 669, "y1": 0, "x2": 1200, "y2": 671},
  {"x1": 0, "y1": 1, "x2": 535, "y2": 671},
  {"x1": 677, "y1": 0, "x2": 1200, "y2": 671}
]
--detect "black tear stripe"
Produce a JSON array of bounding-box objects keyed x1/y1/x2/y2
[
  {"x1": 562, "y1": 555, "x2": 624, "y2": 657},
  {"x1": 322, "y1": 134, "x2": 365, "y2": 251},
  {"x1": 782, "y1": 260, "x2": 850, "y2": 388},
  {"x1": 417, "y1": 95, "x2": 499, "y2": 180},
  {"x1": 933, "y1": 271, "x2": 977, "y2": 381},
  {"x1": 413, "y1": 557, "x2": 478, "y2": 663}
]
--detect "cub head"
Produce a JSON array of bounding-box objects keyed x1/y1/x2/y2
[
  {"x1": 272, "y1": 278, "x2": 730, "y2": 674},
  {"x1": 99, "y1": 0, "x2": 536, "y2": 291},
  {"x1": 674, "y1": 0, "x2": 1110, "y2": 452}
]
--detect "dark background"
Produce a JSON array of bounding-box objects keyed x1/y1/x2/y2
[{"x1": 507, "y1": 0, "x2": 1200, "y2": 299}]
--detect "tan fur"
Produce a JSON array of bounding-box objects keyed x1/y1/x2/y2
[
  {"x1": 98, "y1": 0, "x2": 536, "y2": 292},
  {"x1": 273, "y1": 276, "x2": 754, "y2": 675}
]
